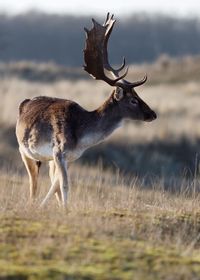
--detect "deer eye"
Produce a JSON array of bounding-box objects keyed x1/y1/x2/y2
[{"x1": 130, "y1": 99, "x2": 139, "y2": 105}]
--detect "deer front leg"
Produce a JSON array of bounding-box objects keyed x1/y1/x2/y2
[
  {"x1": 53, "y1": 151, "x2": 68, "y2": 208},
  {"x1": 49, "y1": 160, "x2": 62, "y2": 205},
  {"x1": 40, "y1": 175, "x2": 59, "y2": 208},
  {"x1": 41, "y1": 150, "x2": 68, "y2": 208}
]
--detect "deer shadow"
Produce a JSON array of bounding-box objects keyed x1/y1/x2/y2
[{"x1": 79, "y1": 137, "x2": 200, "y2": 192}]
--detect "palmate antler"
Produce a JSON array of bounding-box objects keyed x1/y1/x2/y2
[{"x1": 83, "y1": 13, "x2": 147, "y2": 90}]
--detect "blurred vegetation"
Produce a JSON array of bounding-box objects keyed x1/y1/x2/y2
[
  {"x1": 0, "y1": 54, "x2": 200, "y2": 84},
  {"x1": 0, "y1": 12, "x2": 200, "y2": 66}
]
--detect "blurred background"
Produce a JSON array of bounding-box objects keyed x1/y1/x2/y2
[{"x1": 0, "y1": 0, "x2": 200, "y2": 190}]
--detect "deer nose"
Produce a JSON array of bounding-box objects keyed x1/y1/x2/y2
[
  {"x1": 144, "y1": 110, "x2": 157, "y2": 122},
  {"x1": 151, "y1": 111, "x2": 157, "y2": 120}
]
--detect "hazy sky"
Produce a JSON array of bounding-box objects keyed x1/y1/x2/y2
[{"x1": 0, "y1": 0, "x2": 199, "y2": 17}]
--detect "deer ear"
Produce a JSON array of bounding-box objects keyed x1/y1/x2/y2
[{"x1": 114, "y1": 87, "x2": 124, "y2": 101}]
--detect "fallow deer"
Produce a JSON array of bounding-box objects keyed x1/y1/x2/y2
[{"x1": 16, "y1": 13, "x2": 157, "y2": 207}]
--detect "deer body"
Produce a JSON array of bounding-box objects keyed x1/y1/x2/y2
[
  {"x1": 16, "y1": 14, "x2": 157, "y2": 207},
  {"x1": 17, "y1": 95, "x2": 122, "y2": 163}
]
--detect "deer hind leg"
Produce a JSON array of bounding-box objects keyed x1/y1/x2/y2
[
  {"x1": 19, "y1": 149, "x2": 41, "y2": 201},
  {"x1": 49, "y1": 160, "x2": 62, "y2": 205}
]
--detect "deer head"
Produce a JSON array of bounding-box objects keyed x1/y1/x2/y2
[{"x1": 83, "y1": 13, "x2": 157, "y2": 122}]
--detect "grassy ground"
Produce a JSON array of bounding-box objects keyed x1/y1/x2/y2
[
  {"x1": 1, "y1": 166, "x2": 200, "y2": 280},
  {"x1": 1, "y1": 59, "x2": 200, "y2": 279}
]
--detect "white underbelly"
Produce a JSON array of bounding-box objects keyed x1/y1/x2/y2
[
  {"x1": 19, "y1": 133, "x2": 103, "y2": 162},
  {"x1": 19, "y1": 144, "x2": 86, "y2": 162},
  {"x1": 20, "y1": 143, "x2": 53, "y2": 161}
]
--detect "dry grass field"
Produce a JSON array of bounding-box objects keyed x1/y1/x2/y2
[{"x1": 1, "y1": 57, "x2": 200, "y2": 279}]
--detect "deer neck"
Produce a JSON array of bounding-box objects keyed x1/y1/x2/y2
[
  {"x1": 95, "y1": 94, "x2": 122, "y2": 132},
  {"x1": 78, "y1": 94, "x2": 122, "y2": 148}
]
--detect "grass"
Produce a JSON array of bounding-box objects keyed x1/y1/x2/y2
[{"x1": 1, "y1": 166, "x2": 200, "y2": 279}]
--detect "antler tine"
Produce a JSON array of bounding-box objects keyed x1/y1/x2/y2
[
  {"x1": 103, "y1": 15, "x2": 127, "y2": 78},
  {"x1": 104, "y1": 12, "x2": 111, "y2": 24},
  {"x1": 115, "y1": 57, "x2": 126, "y2": 72},
  {"x1": 127, "y1": 74, "x2": 148, "y2": 88}
]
